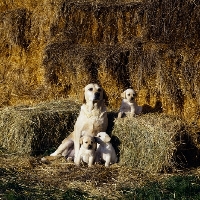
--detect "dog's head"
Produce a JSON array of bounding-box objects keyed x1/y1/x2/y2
[
  {"x1": 121, "y1": 88, "x2": 136, "y2": 103},
  {"x1": 79, "y1": 135, "x2": 96, "y2": 150},
  {"x1": 95, "y1": 132, "x2": 111, "y2": 144},
  {"x1": 82, "y1": 83, "x2": 108, "y2": 104}
]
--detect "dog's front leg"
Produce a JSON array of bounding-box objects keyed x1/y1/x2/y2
[
  {"x1": 75, "y1": 151, "x2": 81, "y2": 166},
  {"x1": 105, "y1": 155, "x2": 111, "y2": 167},
  {"x1": 130, "y1": 105, "x2": 136, "y2": 117},
  {"x1": 88, "y1": 156, "x2": 95, "y2": 167},
  {"x1": 118, "y1": 111, "x2": 123, "y2": 118},
  {"x1": 74, "y1": 128, "x2": 82, "y2": 165}
]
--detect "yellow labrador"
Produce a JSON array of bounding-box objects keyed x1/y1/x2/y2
[
  {"x1": 118, "y1": 88, "x2": 142, "y2": 118},
  {"x1": 76, "y1": 135, "x2": 96, "y2": 167},
  {"x1": 95, "y1": 132, "x2": 117, "y2": 167},
  {"x1": 41, "y1": 83, "x2": 108, "y2": 165}
]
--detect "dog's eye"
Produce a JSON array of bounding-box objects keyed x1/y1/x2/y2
[
  {"x1": 85, "y1": 141, "x2": 88, "y2": 144},
  {"x1": 98, "y1": 135, "x2": 101, "y2": 137},
  {"x1": 97, "y1": 88, "x2": 101, "y2": 92},
  {"x1": 88, "y1": 88, "x2": 93, "y2": 91},
  {"x1": 127, "y1": 94, "x2": 130, "y2": 96}
]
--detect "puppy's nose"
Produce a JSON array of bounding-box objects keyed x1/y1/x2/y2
[
  {"x1": 131, "y1": 97, "x2": 134, "y2": 100},
  {"x1": 88, "y1": 144, "x2": 92, "y2": 149}
]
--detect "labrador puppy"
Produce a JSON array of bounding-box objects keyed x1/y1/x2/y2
[
  {"x1": 41, "y1": 83, "x2": 108, "y2": 165},
  {"x1": 76, "y1": 135, "x2": 96, "y2": 167},
  {"x1": 118, "y1": 88, "x2": 142, "y2": 118},
  {"x1": 95, "y1": 132, "x2": 117, "y2": 167}
]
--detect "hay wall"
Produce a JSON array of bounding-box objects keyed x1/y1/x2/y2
[{"x1": 0, "y1": 0, "x2": 200, "y2": 125}]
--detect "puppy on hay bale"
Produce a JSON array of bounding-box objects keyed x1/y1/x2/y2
[{"x1": 112, "y1": 113, "x2": 200, "y2": 172}]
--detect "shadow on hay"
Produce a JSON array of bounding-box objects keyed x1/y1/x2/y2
[
  {"x1": 107, "y1": 111, "x2": 121, "y2": 161},
  {"x1": 142, "y1": 100, "x2": 163, "y2": 114},
  {"x1": 174, "y1": 131, "x2": 200, "y2": 169}
]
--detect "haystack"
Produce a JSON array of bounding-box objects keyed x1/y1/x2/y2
[
  {"x1": 112, "y1": 113, "x2": 200, "y2": 172},
  {"x1": 0, "y1": 0, "x2": 200, "y2": 126},
  {"x1": 0, "y1": 100, "x2": 80, "y2": 155}
]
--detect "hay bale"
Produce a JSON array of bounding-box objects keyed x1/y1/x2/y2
[
  {"x1": 0, "y1": 0, "x2": 200, "y2": 126},
  {"x1": 112, "y1": 113, "x2": 200, "y2": 172},
  {"x1": 0, "y1": 100, "x2": 80, "y2": 155}
]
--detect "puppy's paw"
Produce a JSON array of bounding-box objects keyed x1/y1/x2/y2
[
  {"x1": 66, "y1": 157, "x2": 73, "y2": 163},
  {"x1": 41, "y1": 157, "x2": 51, "y2": 164},
  {"x1": 105, "y1": 163, "x2": 110, "y2": 167},
  {"x1": 74, "y1": 159, "x2": 80, "y2": 167}
]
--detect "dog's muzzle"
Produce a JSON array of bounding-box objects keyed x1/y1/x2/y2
[{"x1": 94, "y1": 92, "x2": 100, "y2": 100}]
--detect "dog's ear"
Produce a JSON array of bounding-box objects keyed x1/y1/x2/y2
[
  {"x1": 104, "y1": 135, "x2": 111, "y2": 143},
  {"x1": 79, "y1": 137, "x2": 83, "y2": 144},
  {"x1": 121, "y1": 91, "x2": 126, "y2": 99},
  {"x1": 103, "y1": 89, "x2": 109, "y2": 106},
  {"x1": 81, "y1": 87, "x2": 86, "y2": 104}
]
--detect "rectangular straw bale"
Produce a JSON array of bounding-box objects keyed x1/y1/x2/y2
[
  {"x1": 112, "y1": 113, "x2": 188, "y2": 172},
  {"x1": 0, "y1": 100, "x2": 80, "y2": 155}
]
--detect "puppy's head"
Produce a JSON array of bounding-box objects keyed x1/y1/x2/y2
[
  {"x1": 95, "y1": 132, "x2": 111, "y2": 144},
  {"x1": 121, "y1": 88, "x2": 136, "y2": 102},
  {"x1": 82, "y1": 83, "x2": 108, "y2": 104},
  {"x1": 79, "y1": 135, "x2": 96, "y2": 150}
]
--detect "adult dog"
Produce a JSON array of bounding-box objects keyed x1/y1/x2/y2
[
  {"x1": 118, "y1": 88, "x2": 142, "y2": 118},
  {"x1": 41, "y1": 83, "x2": 108, "y2": 165}
]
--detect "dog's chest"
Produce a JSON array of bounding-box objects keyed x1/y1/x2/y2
[
  {"x1": 121, "y1": 100, "x2": 135, "y2": 112},
  {"x1": 81, "y1": 105, "x2": 107, "y2": 127},
  {"x1": 80, "y1": 149, "x2": 94, "y2": 163}
]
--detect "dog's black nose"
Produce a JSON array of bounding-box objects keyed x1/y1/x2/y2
[
  {"x1": 88, "y1": 145, "x2": 92, "y2": 149},
  {"x1": 131, "y1": 97, "x2": 134, "y2": 100},
  {"x1": 94, "y1": 92, "x2": 100, "y2": 99}
]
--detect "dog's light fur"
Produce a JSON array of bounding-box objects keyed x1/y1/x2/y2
[
  {"x1": 42, "y1": 83, "x2": 108, "y2": 165},
  {"x1": 76, "y1": 135, "x2": 96, "y2": 167},
  {"x1": 118, "y1": 88, "x2": 142, "y2": 118},
  {"x1": 95, "y1": 132, "x2": 117, "y2": 167}
]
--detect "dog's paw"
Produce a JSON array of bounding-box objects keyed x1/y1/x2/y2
[
  {"x1": 41, "y1": 157, "x2": 51, "y2": 164},
  {"x1": 66, "y1": 157, "x2": 73, "y2": 163},
  {"x1": 50, "y1": 152, "x2": 58, "y2": 156},
  {"x1": 105, "y1": 163, "x2": 110, "y2": 167}
]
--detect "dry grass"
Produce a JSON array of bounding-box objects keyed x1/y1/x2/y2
[{"x1": 0, "y1": 152, "x2": 164, "y2": 199}]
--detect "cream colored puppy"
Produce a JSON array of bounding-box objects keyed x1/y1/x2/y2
[
  {"x1": 95, "y1": 132, "x2": 117, "y2": 167},
  {"x1": 76, "y1": 135, "x2": 96, "y2": 167},
  {"x1": 41, "y1": 83, "x2": 108, "y2": 164},
  {"x1": 118, "y1": 88, "x2": 142, "y2": 118}
]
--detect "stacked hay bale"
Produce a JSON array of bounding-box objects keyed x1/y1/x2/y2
[
  {"x1": 0, "y1": 100, "x2": 80, "y2": 155},
  {"x1": 0, "y1": 0, "x2": 200, "y2": 126},
  {"x1": 112, "y1": 113, "x2": 200, "y2": 172}
]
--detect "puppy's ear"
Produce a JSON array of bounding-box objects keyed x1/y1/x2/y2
[
  {"x1": 121, "y1": 91, "x2": 126, "y2": 99},
  {"x1": 79, "y1": 137, "x2": 83, "y2": 144},
  {"x1": 103, "y1": 89, "x2": 109, "y2": 106},
  {"x1": 81, "y1": 87, "x2": 86, "y2": 104},
  {"x1": 104, "y1": 135, "x2": 111, "y2": 143}
]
